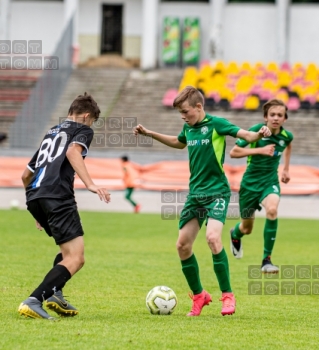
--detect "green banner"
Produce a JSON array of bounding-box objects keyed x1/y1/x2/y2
[
  {"x1": 162, "y1": 17, "x2": 180, "y2": 64},
  {"x1": 182, "y1": 17, "x2": 200, "y2": 65}
]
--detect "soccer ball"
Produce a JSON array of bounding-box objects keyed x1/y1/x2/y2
[
  {"x1": 146, "y1": 286, "x2": 177, "y2": 315},
  {"x1": 10, "y1": 199, "x2": 20, "y2": 210}
]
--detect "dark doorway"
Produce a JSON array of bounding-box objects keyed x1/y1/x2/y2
[{"x1": 101, "y1": 4, "x2": 123, "y2": 54}]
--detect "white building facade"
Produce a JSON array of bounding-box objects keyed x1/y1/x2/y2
[{"x1": 3, "y1": 0, "x2": 319, "y2": 69}]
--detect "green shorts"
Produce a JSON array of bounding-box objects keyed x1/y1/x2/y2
[
  {"x1": 239, "y1": 183, "x2": 281, "y2": 219},
  {"x1": 179, "y1": 194, "x2": 230, "y2": 229}
]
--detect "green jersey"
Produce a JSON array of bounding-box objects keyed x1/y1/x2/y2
[
  {"x1": 178, "y1": 114, "x2": 240, "y2": 196},
  {"x1": 236, "y1": 123, "x2": 294, "y2": 191}
]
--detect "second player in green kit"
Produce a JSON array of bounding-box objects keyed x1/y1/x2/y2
[{"x1": 230, "y1": 99, "x2": 293, "y2": 273}]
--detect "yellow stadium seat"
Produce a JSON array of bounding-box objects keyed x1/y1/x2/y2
[
  {"x1": 244, "y1": 96, "x2": 259, "y2": 110},
  {"x1": 226, "y1": 61, "x2": 239, "y2": 75},
  {"x1": 262, "y1": 79, "x2": 278, "y2": 92},
  {"x1": 278, "y1": 72, "x2": 291, "y2": 87},
  {"x1": 276, "y1": 90, "x2": 289, "y2": 103},
  {"x1": 267, "y1": 62, "x2": 279, "y2": 73},
  {"x1": 214, "y1": 60, "x2": 226, "y2": 72},
  {"x1": 241, "y1": 61, "x2": 252, "y2": 72}
]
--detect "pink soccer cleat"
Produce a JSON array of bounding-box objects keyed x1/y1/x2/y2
[
  {"x1": 187, "y1": 290, "x2": 212, "y2": 316},
  {"x1": 220, "y1": 292, "x2": 236, "y2": 316}
]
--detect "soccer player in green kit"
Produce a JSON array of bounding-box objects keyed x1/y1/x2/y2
[
  {"x1": 229, "y1": 99, "x2": 293, "y2": 273},
  {"x1": 134, "y1": 86, "x2": 271, "y2": 316}
]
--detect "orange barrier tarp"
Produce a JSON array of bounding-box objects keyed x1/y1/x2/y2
[{"x1": 1, "y1": 157, "x2": 319, "y2": 195}]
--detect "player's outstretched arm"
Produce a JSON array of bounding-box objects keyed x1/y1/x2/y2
[
  {"x1": 281, "y1": 142, "x2": 292, "y2": 184},
  {"x1": 236, "y1": 126, "x2": 271, "y2": 143},
  {"x1": 230, "y1": 144, "x2": 276, "y2": 158},
  {"x1": 66, "y1": 143, "x2": 111, "y2": 203},
  {"x1": 134, "y1": 124, "x2": 186, "y2": 149}
]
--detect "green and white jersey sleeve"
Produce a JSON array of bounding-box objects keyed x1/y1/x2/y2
[{"x1": 178, "y1": 114, "x2": 240, "y2": 197}]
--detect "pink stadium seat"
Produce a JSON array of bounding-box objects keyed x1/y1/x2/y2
[
  {"x1": 250, "y1": 85, "x2": 262, "y2": 95},
  {"x1": 287, "y1": 97, "x2": 300, "y2": 111},
  {"x1": 302, "y1": 94, "x2": 316, "y2": 104},
  {"x1": 207, "y1": 92, "x2": 221, "y2": 103},
  {"x1": 280, "y1": 62, "x2": 291, "y2": 72},
  {"x1": 162, "y1": 89, "x2": 178, "y2": 107},
  {"x1": 258, "y1": 90, "x2": 274, "y2": 101},
  {"x1": 230, "y1": 94, "x2": 246, "y2": 110}
]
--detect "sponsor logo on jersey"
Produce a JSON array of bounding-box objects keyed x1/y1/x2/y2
[
  {"x1": 187, "y1": 139, "x2": 210, "y2": 146},
  {"x1": 201, "y1": 126, "x2": 208, "y2": 135},
  {"x1": 262, "y1": 137, "x2": 270, "y2": 140}
]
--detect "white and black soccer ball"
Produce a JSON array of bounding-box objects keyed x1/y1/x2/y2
[{"x1": 146, "y1": 286, "x2": 177, "y2": 315}]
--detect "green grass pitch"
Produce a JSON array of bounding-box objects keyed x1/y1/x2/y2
[{"x1": 0, "y1": 209, "x2": 318, "y2": 350}]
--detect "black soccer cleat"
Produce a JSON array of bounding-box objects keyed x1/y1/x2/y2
[{"x1": 261, "y1": 256, "x2": 279, "y2": 274}]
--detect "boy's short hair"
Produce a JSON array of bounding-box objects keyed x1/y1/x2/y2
[
  {"x1": 263, "y1": 99, "x2": 288, "y2": 119},
  {"x1": 68, "y1": 92, "x2": 101, "y2": 120},
  {"x1": 173, "y1": 86, "x2": 205, "y2": 109}
]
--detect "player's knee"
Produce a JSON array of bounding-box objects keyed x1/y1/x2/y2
[
  {"x1": 241, "y1": 226, "x2": 253, "y2": 235},
  {"x1": 176, "y1": 240, "x2": 191, "y2": 256},
  {"x1": 75, "y1": 255, "x2": 85, "y2": 270},
  {"x1": 266, "y1": 207, "x2": 277, "y2": 219},
  {"x1": 206, "y1": 232, "x2": 221, "y2": 249}
]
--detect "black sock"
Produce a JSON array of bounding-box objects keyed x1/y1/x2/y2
[
  {"x1": 53, "y1": 252, "x2": 63, "y2": 267},
  {"x1": 30, "y1": 265, "x2": 71, "y2": 302},
  {"x1": 52, "y1": 253, "x2": 64, "y2": 292}
]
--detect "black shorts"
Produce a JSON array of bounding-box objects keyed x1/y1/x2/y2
[{"x1": 27, "y1": 197, "x2": 84, "y2": 245}]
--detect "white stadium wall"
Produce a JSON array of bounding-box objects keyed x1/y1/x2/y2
[
  {"x1": 10, "y1": 1, "x2": 64, "y2": 56},
  {"x1": 289, "y1": 4, "x2": 319, "y2": 65},
  {"x1": 223, "y1": 4, "x2": 277, "y2": 64},
  {"x1": 7, "y1": 0, "x2": 319, "y2": 66}
]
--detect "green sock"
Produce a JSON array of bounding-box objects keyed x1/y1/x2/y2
[
  {"x1": 263, "y1": 218, "x2": 278, "y2": 259},
  {"x1": 181, "y1": 254, "x2": 203, "y2": 295},
  {"x1": 125, "y1": 188, "x2": 137, "y2": 207},
  {"x1": 213, "y1": 248, "x2": 232, "y2": 293},
  {"x1": 231, "y1": 222, "x2": 244, "y2": 239}
]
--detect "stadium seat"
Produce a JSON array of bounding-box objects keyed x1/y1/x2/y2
[
  {"x1": 205, "y1": 97, "x2": 216, "y2": 109},
  {"x1": 276, "y1": 89, "x2": 289, "y2": 103},
  {"x1": 171, "y1": 61, "x2": 319, "y2": 112},
  {"x1": 300, "y1": 100, "x2": 312, "y2": 110},
  {"x1": 226, "y1": 61, "x2": 239, "y2": 76},
  {"x1": 267, "y1": 62, "x2": 279, "y2": 73},
  {"x1": 230, "y1": 94, "x2": 246, "y2": 110},
  {"x1": 259, "y1": 89, "x2": 275, "y2": 101},
  {"x1": 162, "y1": 89, "x2": 178, "y2": 107},
  {"x1": 287, "y1": 97, "x2": 300, "y2": 111},
  {"x1": 207, "y1": 91, "x2": 220, "y2": 103},
  {"x1": 244, "y1": 95, "x2": 260, "y2": 110},
  {"x1": 280, "y1": 62, "x2": 291, "y2": 72},
  {"x1": 218, "y1": 98, "x2": 230, "y2": 111}
]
